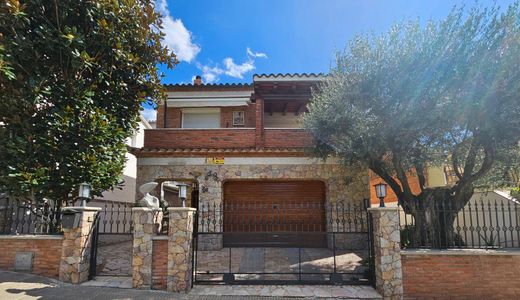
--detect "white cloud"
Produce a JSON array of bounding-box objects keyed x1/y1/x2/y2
[
  {"x1": 156, "y1": 0, "x2": 200, "y2": 62},
  {"x1": 197, "y1": 48, "x2": 267, "y2": 83},
  {"x1": 140, "y1": 107, "x2": 157, "y2": 121},
  {"x1": 223, "y1": 58, "x2": 254, "y2": 79},
  {"x1": 246, "y1": 47, "x2": 268, "y2": 59}
]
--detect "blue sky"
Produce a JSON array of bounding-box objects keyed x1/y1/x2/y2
[
  {"x1": 142, "y1": 0, "x2": 514, "y2": 120},
  {"x1": 157, "y1": 0, "x2": 514, "y2": 85}
]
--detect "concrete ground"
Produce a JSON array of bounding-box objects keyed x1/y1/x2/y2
[{"x1": 0, "y1": 270, "x2": 381, "y2": 300}]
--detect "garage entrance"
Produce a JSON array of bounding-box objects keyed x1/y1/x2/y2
[{"x1": 223, "y1": 180, "x2": 326, "y2": 248}]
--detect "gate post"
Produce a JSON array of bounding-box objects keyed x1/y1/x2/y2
[
  {"x1": 368, "y1": 207, "x2": 403, "y2": 300},
  {"x1": 132, "y1": 207, "x2": 162, "y2": 289},
  {"x1": 59, "y1": 206, "x2": 101, "y2": 284},
  {"x1": 167, "y1": 207, "x2": 196, "y2": 293}
]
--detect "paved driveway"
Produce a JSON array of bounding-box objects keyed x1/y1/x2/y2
[{"x1": 0, "y1": 270, "x2": 380, "y2": 300}]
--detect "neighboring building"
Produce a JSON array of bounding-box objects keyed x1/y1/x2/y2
[
  {"x1": 369, "y1": 166, "x2": 447, "y2": 205},
  {"x1": 132, "y1": 73, "x2": 370, "y2": 249},
  {"x1": 93, "y1": 114, "x2": 152, "y2": 204}
]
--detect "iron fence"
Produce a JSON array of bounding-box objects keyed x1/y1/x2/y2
[
  {"x1": 89, "y1": 200, "x2": 134, "y2": 234},
  {"x1": 0, "y1": 195, "x2": 62, "y2": 235},
  {"x1": 193, "y1": 199, "x2": 374, "y2": 285},
  {"x1": 399, "y1": 199, "x2": 520, "y2": 249}
]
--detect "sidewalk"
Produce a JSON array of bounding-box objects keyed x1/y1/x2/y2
[{"x1": 0, "y1": 270, "x2": 381, "y2": 299}]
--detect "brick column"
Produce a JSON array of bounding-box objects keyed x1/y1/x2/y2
[
  {"x1": 59, "y1": 206, "x2": 101, "y2": 284},
  {"x1": 255, "y1": 97, "x2": 264, "y2": 149},
  {"x1": 132, "y1": 207, "x2": 162, "y2": 289},
  {"x1": 369, "y1": 207, "x2": 403, "y2": 300},
  {"x1": 167, "y1": 207, "x2": 196, "y2": 293}
]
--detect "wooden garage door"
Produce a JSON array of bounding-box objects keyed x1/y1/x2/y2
[{"x1": 223, "y1": 180, "x2": 326, "y2": 247}]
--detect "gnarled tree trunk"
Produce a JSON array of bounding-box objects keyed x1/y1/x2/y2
[{"x1": 401, "y1": 186, "x2": 474, "y2": 248}]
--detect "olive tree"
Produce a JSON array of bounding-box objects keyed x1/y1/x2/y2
[
  {"x1": 304, "y1": 3, "x2": 520, "y2": 247},
  {"x1": 0, "y1": 0, "x2": 177, "y2": 211}
]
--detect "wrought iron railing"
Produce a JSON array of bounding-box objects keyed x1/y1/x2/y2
[
  {"x1": 193, "y1": 199, "x2": 374, "y2": 285},
  {"x1": 197, "y1": 201, "x2": 369, "y2": 233},
  {"x1": 89, "y1": 200, "x2": 134, "y2": 234},
  {"x1": 0, "y1": 195, "x2": 62, "y2": 235},
  {"x1": 399, "y1": 199, "x2": 520, "y2": 249}
]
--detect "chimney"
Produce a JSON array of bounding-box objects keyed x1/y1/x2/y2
[{"x1": 193, "y1": 75, "x2": 202, "y2": 85}]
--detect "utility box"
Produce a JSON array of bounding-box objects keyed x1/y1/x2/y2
[{"x1": 62, "y1": 211, "x2": 82, "y2": 229}]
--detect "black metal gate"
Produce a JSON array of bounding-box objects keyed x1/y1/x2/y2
[
  {"x1": 193, "y1": 199, "x2": 374, "y2": 285},
  {"x1": 88, "y1": 200, "x2": 134, "y2": 279},
  {"x1": 89, "y1": 212, "x2": 101, "y2": 280}
]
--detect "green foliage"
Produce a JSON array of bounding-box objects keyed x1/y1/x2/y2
[
  {"x1": 304, "y1": 2, "x2": 520, "y2": 207},
  {"x1": 0, "y1": 0, "x2": 177, "y2": 202}
]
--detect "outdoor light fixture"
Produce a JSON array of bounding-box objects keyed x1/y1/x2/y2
[
  {"x1": 176, "y1": 182, "x2": 189, "y2": 208},
  {"x1": 77, "y1": 182, "x2": 92, "y2": 207},
  {"x1": 374, "y1": 182, "x2": 387, "y2": 208}
]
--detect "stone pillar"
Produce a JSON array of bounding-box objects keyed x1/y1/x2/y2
[
  {"x1": 167, "y1": 207, "x2": 196, "y2": 293},
  {"x1": 368, "y1": 207, "x2": 403, "y2": 300},
  {"x1": 59, "y1": 206, "x2": 101, "y2": 284},
  {"x1": 132, "y1": 207, "x2": 162, "y2": 289}
]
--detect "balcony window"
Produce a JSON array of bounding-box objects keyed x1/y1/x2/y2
[{"x1": 182, "y1": 108, "x2": 220, "y2": 128}]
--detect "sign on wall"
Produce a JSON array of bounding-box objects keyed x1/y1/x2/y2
[{"x1": 206, "y1": 157, "x2": 225, "y2": 165}]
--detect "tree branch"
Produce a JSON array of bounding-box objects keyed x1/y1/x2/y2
[
  {"x1": 368, "y1": 156, "x2": 406, "y2": 202},
  {"x1": 391, "y1": 152, "x2": 415, "y2": 200},
  {"x1": 415, "y1": 162, "x2": 427, "y2": 192}
]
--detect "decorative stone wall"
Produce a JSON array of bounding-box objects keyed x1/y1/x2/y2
[
  {"x1": 167, "y1": 207, "x2": 196, "y2": 293},
  {"x1": 369, "y1": 207, "x2": 403, "y2": 300},
  {"x1": 137, "y1": 161, "x2": 368, "y2": 250},
  {"x1": 132, "y1": 207, "x2": 162, "y2": 289},
  {"x1": 59, "y1": 207, "x2": 101, "y2": 284}
]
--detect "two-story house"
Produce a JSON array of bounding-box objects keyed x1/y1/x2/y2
[{"x1": 132, "y1": 73, "x2": 369, "y2": 249}]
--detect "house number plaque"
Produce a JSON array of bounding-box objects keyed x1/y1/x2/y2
[{"x1": 206, "y1": 157, "x2": 225, "y2": 165}]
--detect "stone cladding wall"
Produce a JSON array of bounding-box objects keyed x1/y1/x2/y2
[
  {"x1": 167, "y1": 207, "x2": 196, "y2": 293},
  {"x1": 369, "y1": 207, "x2": 403, "y2": 300},
  {"x1": 59, "y1": 207, "x2": 100, "y2": 284},
  {"x1": 132, "y1": 208, "x2": 162, "y2": 289}
]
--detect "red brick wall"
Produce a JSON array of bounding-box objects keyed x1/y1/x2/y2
[
  {"x1": 220, "y1": 105, "x2": 255, "y2": 128},
  {"x1": 402, "y1": 251, "x2": 520, "y2": 299},
  {"x1": 156, "y1": 107, "x2": 182, "y2": 128},
  {"x1": 152, "y1": 239, "x2": 168, "y2": 290},
  {"x1": 144, "y1": 129, "x2": 256, "y2": 148},
  {"x1": 263, "y1": 129, "x2": 314, "y2": 148},
  {"x1": 0, "y1": 236, "x2": 63, "y2": 278}
]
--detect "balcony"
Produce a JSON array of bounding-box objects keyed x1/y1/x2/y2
[{"x1": 142, "y1": 128, "x2": 314, "y2": 149}]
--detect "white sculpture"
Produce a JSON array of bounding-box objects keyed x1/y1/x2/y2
[{"x1": 138, "y1": 182, "x2": 160, "y2": 209}]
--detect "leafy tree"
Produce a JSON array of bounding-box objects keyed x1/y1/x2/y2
[
  {"x1": 304, "y1": 2, "x2": 520, "y2": 247},
  {"x1": 0, "y1": 0, "x2": 176, "y2": 211}
]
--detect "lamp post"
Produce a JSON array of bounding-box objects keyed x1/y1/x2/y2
[
  {"x1": 176, "y1": 182, "x2": 189, "y2": 208},
  {"x1": 374, "y1": 182, "x2": 387, "y2": 208},
  {"x1": 77, "y1": 183, "x2": 91, "y2": 207}
]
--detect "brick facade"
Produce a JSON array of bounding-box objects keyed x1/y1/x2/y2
[
  {"x1": 264, "y1": 129, "x2": 313, "y2": 148},
  {"x1": 144, "y1": 128, "x2": 256, "y2": 149},
  {"x1": 0, "y1": 236, "x2": 63, "y2": 278},
  {"x1": 156, "y1": 105, "x2": 256, "y2": 129},
  {"x1": 402, "y1": 250, "x2": 520, "y2": 299},
  {"x1": 220, "y1": 105, "x2": 256, "y2": 128},
  {"x1": 143, "y1": 128, "x2": 314, "y2": 149},
  {"x1": 152, "y1": 238, "x2": 168, "y2": 290}
]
